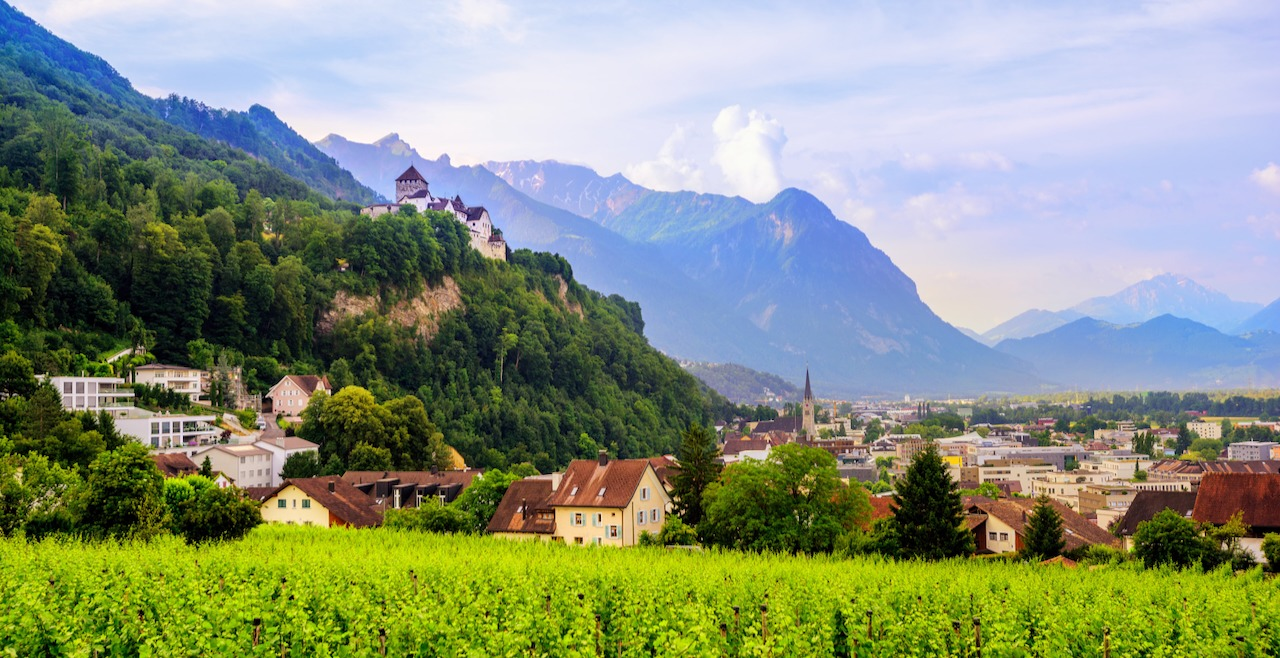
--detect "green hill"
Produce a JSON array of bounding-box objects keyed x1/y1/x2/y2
[{"x1": 0, "y1": 0, "x2": 724, "y2": 471}]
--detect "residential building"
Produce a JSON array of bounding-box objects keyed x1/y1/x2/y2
[
  {"x1": 491, "y1": 452, "x2": 670, "y2": 547},
  {"x1": 721, "y1": 437, "x2": 774, "y2": 464},
  {"x1": 1030, "y1": 471, "x2": 1114, "y2": 509},
  {"x1": 1187, "y1": 421, "x2": 1223, "y2": 440},
  {"x1": 132, "y1": 364, "x2": 206, "y2": 403},
  {"x1": 1080, "y1": 453, "x2": 1152, "y2": 479},
  {"x1": 266, "y1": 375, "x2": 331, "y2": 420},
  {"x1": 115, "y1": 409, "x2": 220, "y2": 449},
  {"x1": 1077, "y1": 483, "x2": 1138, "y2": 518},
  {"x1": 342, "y1": 470, "x2": 482, "y2": 509},
  {"x1": 47, "y1": 376, "x2": 134, "y2": 414},
  {"x1": 966, "y1": 497, "x2": 1119, "y2": 555},
  {"x1": 972, "y1": 445, "x2": 1090, "y2": 470},
  {"x1": 1192, "y1": 473, "x2": 1280, "y2": 562},
  {"x1": 1113, "y1": 491, "x2": 1197, "y2": 551},
  {"x1": 254, "y1": 431, "x2": 320, "y2": 487},
  {"x1": 193, "y1": 444, "x2": 274, "y2": 489},
  {"x1": 151, "y1": 452, "x2": 199, "y2": 478},
  {"x1": 959, "y1": 459, "x2": 1055, "y2": 493},
  {"x1": 487, "y1": 477, "x2": 557, "y2": 540},
  {"x1": 259, "y1": 476, "x2": 382, "y2": 528},
  {"x1": 1227, "y1": 441, "x2": 1278, "y2": 461}
]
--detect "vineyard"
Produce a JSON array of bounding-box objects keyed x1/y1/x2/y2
[{"x1": 1, "y1": 527, "x2": 1277, "y2": 656}]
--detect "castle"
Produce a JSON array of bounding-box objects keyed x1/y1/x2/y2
[{"x1": 361, "y1": 165, "x2": 507, "y2": 261}]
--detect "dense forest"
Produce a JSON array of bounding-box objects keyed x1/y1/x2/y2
[{"x1": 0, "y1": 1, "x2": 728, "y2": 474}]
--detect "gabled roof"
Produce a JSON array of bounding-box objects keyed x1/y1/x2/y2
[
  {"x1": 151, "y1": 453, "x2": 198, "y2": 478},
  {"x1": 547, "y1": 458, "x2": 656, "y2": 509},
  {"x1": 722, "y1": 438, "x2": 774, "y2": 456},
  {"x1": 265, "y1": 476, "x2": 382, "y2": 528},
  {"x1": 752, "y1": 416, "x2": 803, "y2": 435},
  {"x1": 270, "y1": 375, "x2": 330, "y2": 397},
  {"x1": 465, "y1": 206, "x2": 488, "y2": 221},
  {"x1": 255, "y1": 436, "x2": 319, "y2": 452},
  {"x1": 1193, "y1": 473, "x2": 1280, "y2": 527},
  {"x1": 341, "y1": 470, "x2": 482, "y2": 489},
  {"x1": 396, "y1": 165, "x2": 426, "y2": 182},
  {"x1": 487, "y1": 479, "x2": 555, "y2": 535},
  {"x1": 647, "y1": 456, "x2": 677, "y2": 490},
  {"x1": 198, "y1": 444, "x2": 271, "y2": 458},
  {"x1": 969, "y1": 498, "x2": 1119, "y2": 552},
  {"x1": 1114, "y1": 491, "x2": 1197, "y2": 536}
]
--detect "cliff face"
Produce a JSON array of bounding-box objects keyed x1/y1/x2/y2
[{"x1": 318, "y1": 277, "x2": 464, "y2": 340}]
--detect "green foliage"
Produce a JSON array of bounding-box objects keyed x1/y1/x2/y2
[
  {"x1": 82, "y1": 443, "x2": 166, "y2": 540},
  {"x1": 451, "y1": 469, "x2": 525, "y2": 534},
  {"x1": 655, "y1": 515, "x2": 699, "y2": 546},
  {"x1": 889, "y1": 443, "x2": 974, "y2": 560},
  {"x1": 1262, "y1": 533, "x2": 1280, "y2": 571},
  {"x1": 280, "y1": 450, "x2": 323, "y2": 479},
  {"x1": 1132, "y1": 509, "x2": 1215, "y2": 569},
  {"x1": 1132, "y1": 431, "x2": 1157, "y2": 458},
  {"x1": 384, "y1": 503, "x2": 472, "y2": 534},
  {"x1": 958, "y1": 481, "x2": 1001, "y2": 499},
  {"x1": 670, "y1": 422, "x2": 720, "y2": 527},
  {"x1": 1021, "y1": 496, "x2": 1065, "y2": 561},
  {"x1": 699, "y1": 444, "x2": 870, "y2": 554},
  {"x1": 6, "y1": 526, "x2": 1280, "y2": 654},
  {"x1": 167, "y1": 483, "x2": 262, "y2": 544}
]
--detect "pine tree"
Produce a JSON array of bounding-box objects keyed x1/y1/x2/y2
[
  {"x1": 889, "y1": 443, "x2": 974, "y2": 559},
  {"x1": 1022, "y1": 495, "x2": 1065, "y2": 561},
  {"x1": 671, "y1": 422, "x2": 721, "y2": 527},
  {"x1": 199, "y1": 456, "x2": 213, "y2": 478}
]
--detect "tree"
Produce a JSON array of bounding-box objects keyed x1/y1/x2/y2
[
  {"x1": 280, "y1": 450, "x2": 323, "y2": 479},
  {"x1": 670, "y1": 422, "x2": 721, "y2": 526},
  {"x1": 347, "y1": 442, "x2": 392, "y2": 472},
  {"x1": 199, "y1": 456, "x2": 213, "y2": 478},
  {"x1": 1175, "y1": 423, "x2": 1195, "y2": 456},
  {"x1": 82, "y1": 443, "x2": 166, "y2": 540},
  {"x1": 889, "y1": 443, "x2": 974, "y2": 560},
  {"x1": 1021, "y1": 495, "x2": 1065, "y2": 561},
  {"x1": 1262, "y1": 533, "x2": 1280, "y2": 571},
  {"x1": 0, "y1": 350, "x2": 36, "y2": 398},
  {"x1": 699, "y1": 444, "x2": 870, "y2": 554},
  {"x1": 170, "y1": 484, "x2": 262, "y2": 543},
  {"x1": 1132, "y1": 431, "x2": 1157, "y2": 459},
  {"x1": 1132, "y1": 508, "x2": 1213, "y2": 569},
  {"x1": 451, "y1": 469, "x2": 523, "y2": 534},
  {"x1": 656, "y1": 515, "x2": 698, "y2": 546},
  {"x1": 384, "y1": 503, "x2": 472, "y2": 534}
]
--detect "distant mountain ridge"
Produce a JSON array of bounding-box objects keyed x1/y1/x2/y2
[
  {"x1": 680, "y1": 362, "x2": 801, "y2": 404},
  {"x1": 1234, "y1": 297, "x2": 1280, "y2": 334},
  {"x1": 995, "y1": 315, "x2": 1280, "y2": 390}
]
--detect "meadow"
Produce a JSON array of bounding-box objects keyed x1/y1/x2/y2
[{"x1": 0, "y1": 526, "x2": 1275, "y2": 657}]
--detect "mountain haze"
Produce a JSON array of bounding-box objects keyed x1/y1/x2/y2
[
  {"x1": 1068, "y1": 274, "x2": 1261, "y2": 332},
  {"x1": 981, "y1": 309, "x2": 1085, "y2": 345},
  {"x1": 479, "y1": 158, "x2": 1043, "y2": 396},
  {"x1": 1236, "y1": 298, "x2": 1280, "y2": 334}
]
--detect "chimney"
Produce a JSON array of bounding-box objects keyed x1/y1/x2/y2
[
  {"x1": 521, "y1": 498, "x2": 529, "y2": 520},
  {"x1": 598, "y1": 449, "x2": 609, "y2": 466},
  {"x1": 328, "y1": 480, "x2": 335, "y2": 493}
]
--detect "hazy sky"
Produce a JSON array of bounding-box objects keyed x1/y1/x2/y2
[{"x1": 15, "y1": 0, "x2": 1280, "y2": 331}]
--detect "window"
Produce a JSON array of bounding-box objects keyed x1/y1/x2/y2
[
  {"x1": 572, "y1": 513, "x2": 585, "y2": 526},
  {"x1": 574, "y1": 537, "x2": 584, "y2": 545},
  {"x1": 277, "y1": 500, "x2": 286, "y2": 508},
  {"x1": 597, "y1": 487, "x2": 606, "y2": 497},
  {"x1": 607, "y1": 525, "x2": 619, "y2": 539},
  {"x1": 593, "y1": 513, "x2": 602, "y2": 527},
  {"x1": 999, "y1": 532, "x2": 1009, "y2": 542},
  {"x1": 650, "y1": 509, "x2": 659, "y2": 523},
  {"x1": 570, "y1": 487, "x2": 579, "y2": 496},
  {"x1": 640, "y1": 487, "x2": 650, "y2": 501},
  {"x1": 988, "y1": 532, "x2": 997, "y2": 541},
  {"x1": 593, "y1": 538, "x2": 602, "y2": 545},
  {"x1": 302, "y1": 500, "x2": 311, "y2": 509},
  {"x1": 637, "y1": 511, "x2": 645, "y2": 525}
]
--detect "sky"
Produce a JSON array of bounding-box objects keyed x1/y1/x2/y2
[{"x1": 13, "y1": 0, "x2": 1280, "y2": 332}]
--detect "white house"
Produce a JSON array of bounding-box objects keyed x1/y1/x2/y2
[
  {"x1": 192, "y1": 444, "x2": 274, "y2": 489},
  {"x1": 132, "y1": 364, "x2": 207, "y2": 403},
  {"x1": 46, "y1": 376, "x2": 134, "y2": 414},
  {"x1": 253, "y1": 433, "x2": 320, "y2": 487}
]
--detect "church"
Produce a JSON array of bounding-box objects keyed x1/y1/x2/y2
[
  {"x1": 361, "y1": 165, "x2": 507, "y2": 261},
  {"x1": 749, "y1": 369, "x2": 817, "y2": 439}
]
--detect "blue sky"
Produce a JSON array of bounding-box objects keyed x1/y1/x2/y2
[{"x1": 14, "y1": 0, "x2": 1280, "y2": 331}]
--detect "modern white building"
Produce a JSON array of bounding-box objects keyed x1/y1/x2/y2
[
  {"x1": 1188, "y1": 421, "x2": 1223, "y2": 440},
  {"x1": 47, "y1": 376, "x2": 134, "y2": 414},
  {"x1": 114, "y1": 409, "x2": 220, "y2": 449},
  {"x1": 254, "y1": 434, "x2": 320, "y2": 487},
  {"x1": 1228, "y1": 441, "x2": 1279, "y2": 461},
  {"x1": 133, "y1": 364, "x2": 206, "y2": 402},
  {"x1": 192, "y1": 444, "x2": 275, "y2": 489}
]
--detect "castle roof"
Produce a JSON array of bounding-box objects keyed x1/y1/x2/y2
[{"x1": 396, "y1": 165, "x2": 426, "y2": 183}]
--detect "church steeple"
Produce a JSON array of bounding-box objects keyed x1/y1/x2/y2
[{"x1": 801, "y1": 367, "x2": 815, "y2": 438}]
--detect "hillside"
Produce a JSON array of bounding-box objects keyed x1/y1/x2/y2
[
  {"x1": 995, "y1": 315, "x2": 1280, "y2": 390},
  {"x1": 0, "y1": 1, "x2": 724, "y2": 472},
  {"x1": 0, "y1": 2, "x2": 378, "y2": 204},
  {"x1": 680, "y1": 361, "x2": 800, "y2": 403},
  {"x1": 981, "y1": 309, "x2": 1085, "y2": 345},
  {"x1": 1236, "y1": 297, "x2": 1280, "y2": 334}
]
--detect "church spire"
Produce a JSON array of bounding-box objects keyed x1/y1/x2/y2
[
  {"x1": 801, "y1": 367, "x2": 815, "y2": 439},
  {"x1": 804, "y1": 368, "x2": 813, "y2": 401}
]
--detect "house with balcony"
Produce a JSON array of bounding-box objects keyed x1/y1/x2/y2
[
  {"x1": 47, "y1": 376, "x2": 134, "y2": 414},
  {"x1": 133, "y1": 364, "x2": 207, "y2": 403}
]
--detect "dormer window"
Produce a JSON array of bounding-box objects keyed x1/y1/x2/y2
[
  {"x1": 598, "y1": 487, "x2": 606, "y2": 497},
  {"x1": 569, "y1": 486, "x2": 579, "y2": 496}
]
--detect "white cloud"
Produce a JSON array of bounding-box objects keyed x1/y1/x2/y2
[
  {"x1": 899, "y1": 151, "x2": 1011, "y2": 172},
  {"x1": 710, "y1": 105, "x2": 787, "y2": 202},
  {"x1": 898, "y1": 184, "x2": 992, "y2": 238},
  {"x1": 447, "y1": 0, "x2": 522, "y2": 40},
  {"x1": 623, "y1": 125, "x2": 706, "y2": 193},
  {"x1": 1251, "y1": 163, "x2": 1280, "y2": 194}
]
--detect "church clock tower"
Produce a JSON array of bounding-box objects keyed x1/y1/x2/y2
[{"x1": 802, "y1": 368, "x2": 816, "y2": 437}]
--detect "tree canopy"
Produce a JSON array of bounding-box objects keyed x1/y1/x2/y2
[{"x1": 888, "y1": 443, "x2": 974, "y2": 560}]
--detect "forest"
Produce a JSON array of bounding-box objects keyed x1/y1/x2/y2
[{"x1": 0, "y1": 6, "x2": 729, "y2": 476}]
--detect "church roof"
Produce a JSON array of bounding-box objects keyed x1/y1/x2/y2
[
  {"x1": 396, "y1": 165, "x2": 426, "y2": 183},
  {"x1": 804, "y1": 369, "x2": 813, "y2": 401}
]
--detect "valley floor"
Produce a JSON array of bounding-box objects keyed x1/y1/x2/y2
[{"x1": 0, "y1": 527, "x2": 1274, "y2": 656}]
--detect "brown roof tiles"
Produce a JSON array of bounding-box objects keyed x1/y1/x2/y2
[
  {"x1": 547, "y1": 458, "x2": 653, "y2": 509},
  {"x1": 151, "y1": 453, "x2": 198, "y2": 478},
  {"x1": 487, "y1": 479, "x2": 555, "y2": 535},
  {"x1": 969, "y1": 498, "x2": 1119, "y2": 552},
  {"x1": 1115, "y1": 491, "x2": 1197, "y2": 536},
  {"x1": 1192, "y1": 473, "x2": 1280, "y2": 528},
  {"x1": 267, "y1": 476, "x2": 382, "y2": 528}
]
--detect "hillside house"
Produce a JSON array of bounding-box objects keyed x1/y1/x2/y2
[
  {"x1": 487, "y1": 477, "x2": 557, "y2": 540},
  {"x1": 342, "y1": 470, "x2": 483, "y2": 510},
  {"x1": 132, "y1": 364, "x2": 206, "y2": 403},
  {"x1": 259, "y1": 476, "x2": 382, "y2": 528},
  {"x1": 360, "y1": 166, "x2": 507, "y2": 260},
  {"x1": 966, "y1": 497, "x2": 1119, "y2": 555},
  {"x1": 151, "y1": 452, "x2": 199, "y2": 478},
  {"x1": 265, "y1": 375, "x2": 331, "y2": 421},
  {"x1": 46, "y1": 376, "x2": 134, "y2": 414},
  {"x1": 192, "y1": 444, "x2": 274, "y2": 489},
  {"x1": 1113, "y1": 491, "x2": 1198, "y2": 550}
]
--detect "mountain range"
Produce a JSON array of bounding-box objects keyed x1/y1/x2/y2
[
  {"x1": 980, "y1": 274, "x2": 1266, "y2": 344},
  {"x1": 317, "y1": 140, "x2": 1043, "y2": 396}
]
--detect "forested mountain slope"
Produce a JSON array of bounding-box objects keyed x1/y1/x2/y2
[{"x1": 0, "y1": 0, "x2": 723, "y2": 473}]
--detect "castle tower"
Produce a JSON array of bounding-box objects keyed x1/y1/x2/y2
[
  {"x1": 802, "y1": 368, "x2": 816, "y2": 437},
  {"x1": 395, "y1": 165, "x2": 429, "y2": 201}
]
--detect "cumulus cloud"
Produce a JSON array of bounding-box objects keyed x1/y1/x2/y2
[
  {"x1": 623, "y1": 125, "x2": 706, "y2": 193},
  {"x1": 1251, "y1": 162, "x2": 1280, "y2": 194},
  {"x1": 710, "y1": 105, "x2": 787, "y2": 202},
  {"x1": 899, "y1": 150, "x2": 1011, "y2": 172}
]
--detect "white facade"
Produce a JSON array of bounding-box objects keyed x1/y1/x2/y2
[
  {"x1": 133, "y1": 365, "x2": 206, "y2": 402},
  {"x1": 115, "y1": 410, "x2": 219, "y2": 449},
  {"x1": 1227, "y1": 441, "x2": 1278, "y2": 461},
  {"x1": 253, "y1": 436, "x2": 320, "y2": 487},
  {"x1": 1187, "y1": 421, "x2": 1223, "y2": 440},
  {"x1": 47, "y1": 376, "x2": 134, "y2": 414},
  {"x1": 194, "y1": 444, "x2": 274, "y2": 489}
]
